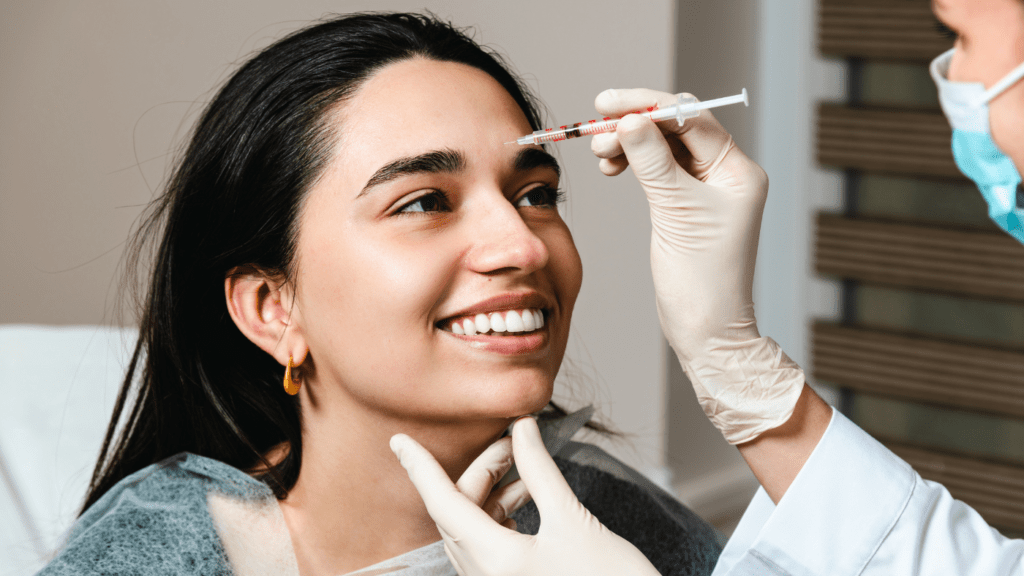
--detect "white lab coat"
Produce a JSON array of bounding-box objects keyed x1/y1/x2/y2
[{"x1": 712, "y1": 409, "x2": 1024, "y2": 575}]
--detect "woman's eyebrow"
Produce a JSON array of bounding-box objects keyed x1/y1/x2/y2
[
  {"x1": 358, "y1": 148, "x2": 466, "y2": 197},
  {"x1": 513, "y1": 148, "x2": 561, "y2": 178}
]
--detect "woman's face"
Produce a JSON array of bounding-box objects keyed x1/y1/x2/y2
[
  {"x1": 292, "y1": 58, "x2": 582, "y2": 422},
  {"x1": 934, "y1": 0, "x2": 1024, "y2": 171}
]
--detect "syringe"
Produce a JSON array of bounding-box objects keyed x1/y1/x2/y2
[{"x1": 509, "y1": 89, "x2": 749, "y2": 146}]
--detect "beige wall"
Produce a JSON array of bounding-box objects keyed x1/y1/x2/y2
[
  {"x1": 0, "y1": 1, "x2": 678, "y2": 476},
  {"x1": 667, "y1": 0, "x2": 760, "y2": 513}
]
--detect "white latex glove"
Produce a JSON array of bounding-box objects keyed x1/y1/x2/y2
[
  {"x1": 390, "y1": 417, "x2": 661, "y2": 576},
  {"x1": 451, "y1": 435, "x2": 530, "y2": 532},
  {"x1": 591, "y1": 89, "x2": 804, "y2": 444}
]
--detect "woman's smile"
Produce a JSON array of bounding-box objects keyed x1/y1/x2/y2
[
  {"x1": 445, "y1": 308, "x2": 545, "y2": 336},
  {"x1": 443, "y1": 322, "x2": 549, "y2": 355},
  {"x1": 436, "y1": 292, "x2": 552, "y2": 355}
]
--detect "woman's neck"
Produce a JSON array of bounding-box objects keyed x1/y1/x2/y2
[{"x1": 278, "y1": 390, "x2": 510, "y2": 576}]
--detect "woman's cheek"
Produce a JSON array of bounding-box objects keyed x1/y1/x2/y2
[{"x1": 551, "y1": 226, "x2": 583, "y2": 303}]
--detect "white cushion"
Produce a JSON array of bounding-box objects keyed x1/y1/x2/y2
[{"x1": 0, "y1": 324, "x2": 136, "y2": 575}]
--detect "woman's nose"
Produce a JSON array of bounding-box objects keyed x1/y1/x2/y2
[{"x1": 464, "y1": 199, "x2": 550, "y2": 276}]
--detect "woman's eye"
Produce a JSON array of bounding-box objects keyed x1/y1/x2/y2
[
  {"x1": 396, "y1": 191, "x2": 450, "y2": 215},
  {"x1": 516, "y1": 185, "x2": 565, "y2": 208}
]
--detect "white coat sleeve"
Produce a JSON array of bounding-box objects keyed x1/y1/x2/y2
[{"x1": 711, "y1": 409, "x2": 1024, "y2": 576}]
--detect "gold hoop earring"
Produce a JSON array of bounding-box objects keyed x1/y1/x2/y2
[{"x1": 283, "y1": 356, "x2": 300, "y2": 396}]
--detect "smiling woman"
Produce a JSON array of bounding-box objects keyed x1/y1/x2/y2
[{"x1": 36, "y1": 12, "x2": 720, "y2": 576}]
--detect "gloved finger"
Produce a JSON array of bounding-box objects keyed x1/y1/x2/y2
[
  {"x1": 597, "y1": 88, "x2": 734, "y2": 172},
  {"x1": 594, "y1": 117, "x2": 694, "y2": 177},
  {"x1": 509, "y1": 417, "x2": 580, "y2": 525},
  {"x1": 482, "y1": 478, "x2": 532, "y2": 523},
  {"x1": 599, "y1": 156, "x2": 629, "y2": 176},
  {"x1": 591, "y1": 132, "x2": 623, "y2": 159},
  {"x1": 595, "y1": 88, "x2": 676, "y2": 124},
  {"x1": 596, "y1": 89, "x2": 691, "y2": 146},
  {"x1": 455, "y1": 436, "x2": 514, "y2": 507},
  {"x1": 441, "y1": 544, "x2": 466, "y2": 576},
  {"x1": 615, "y1": 114, "x2": 689, "y2": 190},
  {"x1": 439, "y1": 513, "x2": 518, "y2": 576},
  {"x1": 390, "y1": 434, "x2": 509, "y2": 542}
]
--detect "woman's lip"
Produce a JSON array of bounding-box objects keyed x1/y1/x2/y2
[
  {"x1": 438, "y1": 292, "x2": 552, "y2": 325},
  {"x1": 442, "y1": 327, "x2": 548, "y2": 355}
]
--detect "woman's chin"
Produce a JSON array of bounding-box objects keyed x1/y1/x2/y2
[
  {"x1": 495, "y1": 386, "x2": 554, "y2": 419},
  {"x1": 502, "y1": 394, "x2": 553, "y2": 419},
  {"x1": 439, "y1": 375, "x2": 554, "y2": 421}
]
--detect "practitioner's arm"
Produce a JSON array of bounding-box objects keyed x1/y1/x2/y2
[{"x1": 734, "y1": 384, "x2": 831, "y2": 503}]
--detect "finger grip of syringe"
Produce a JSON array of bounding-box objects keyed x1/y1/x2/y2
[{"x1": 648, "y1": 88, "x2": 749, "y2": 125}]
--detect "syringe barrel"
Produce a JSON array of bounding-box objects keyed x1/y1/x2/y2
[{"x1": 524, "y1": 118, "x2": 619, "y2": 144}]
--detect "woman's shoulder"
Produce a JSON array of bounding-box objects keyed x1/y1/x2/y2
[
  {"x1": 510, "y1": 441, "x2": 723, "y2": 576},
  {"x1": 38, "y1": 453, "x2": 270, "y2": 576}
]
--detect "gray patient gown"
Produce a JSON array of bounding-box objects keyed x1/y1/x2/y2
[{"x1": 37, "y1": 408, "x2": 722, "y2": 575}]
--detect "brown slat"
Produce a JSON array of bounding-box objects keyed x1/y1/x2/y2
[
  {"x1": 817, "y1": 105, "x2": 962, "y2": 178},
  {"x1": 885, "y1": 441, "x2": 1024, "y2": 531},
  {"x1": 812, "y1": 323, "x2": 1024, "y2": 418},
  {"x1": 819, "y1": 0, "x2": 954, "y2": 61},
  {"x1": 815, "y1": 214, "x2": 1024, "y2": 301}
]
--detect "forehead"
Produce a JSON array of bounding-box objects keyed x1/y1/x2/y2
[{"x1": 335, "y1": 58, "x2": 534, "y2": 176}]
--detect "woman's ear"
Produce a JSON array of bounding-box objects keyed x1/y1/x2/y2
[{"x1": 224, "y1": 266, "x2": 308, "y2": 367}]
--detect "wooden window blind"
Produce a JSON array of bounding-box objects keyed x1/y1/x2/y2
[{"x1": 815, "y1": 0, "x2": 1024, "y2": 535}]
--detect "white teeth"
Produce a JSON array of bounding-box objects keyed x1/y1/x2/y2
[
  {"x1": 521, "y1": 309, "x2": 536, "y2": 331},
  {"x1": 447, "y1": 308, "x2": 546, "y2": 335},
  {"x1": 474, "y1": 313, "x2": 491, "y2": 333},
  {"x1": 489, "y1": 312, "x2": 507, "y2": 332},
  {"x1": 505, "y1": 310, "x2": 524, "y2": 332}
]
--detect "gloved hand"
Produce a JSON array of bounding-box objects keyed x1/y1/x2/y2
[
  {"x1": 591, "y1": 88, "x2": 804, "y2": 444},
  {"x1": 450, "y1": 435, "x2": 529, "y2": 531},
  {"x1": 390, "y1": 417, "x2": 661, "y2": 576}
]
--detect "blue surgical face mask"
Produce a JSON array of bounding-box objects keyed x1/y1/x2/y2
[{"x1": 930, "y1": 48, "x2": 1024, "y2": 244}]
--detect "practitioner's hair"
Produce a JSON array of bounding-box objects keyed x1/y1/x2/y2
[{"x1": 82, "y1": 12, "x2": 554, "y2": 513}]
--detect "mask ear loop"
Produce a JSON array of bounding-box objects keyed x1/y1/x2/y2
[{"x1": 975, "y1": 58, "x2": 1024, "y2": 106}]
